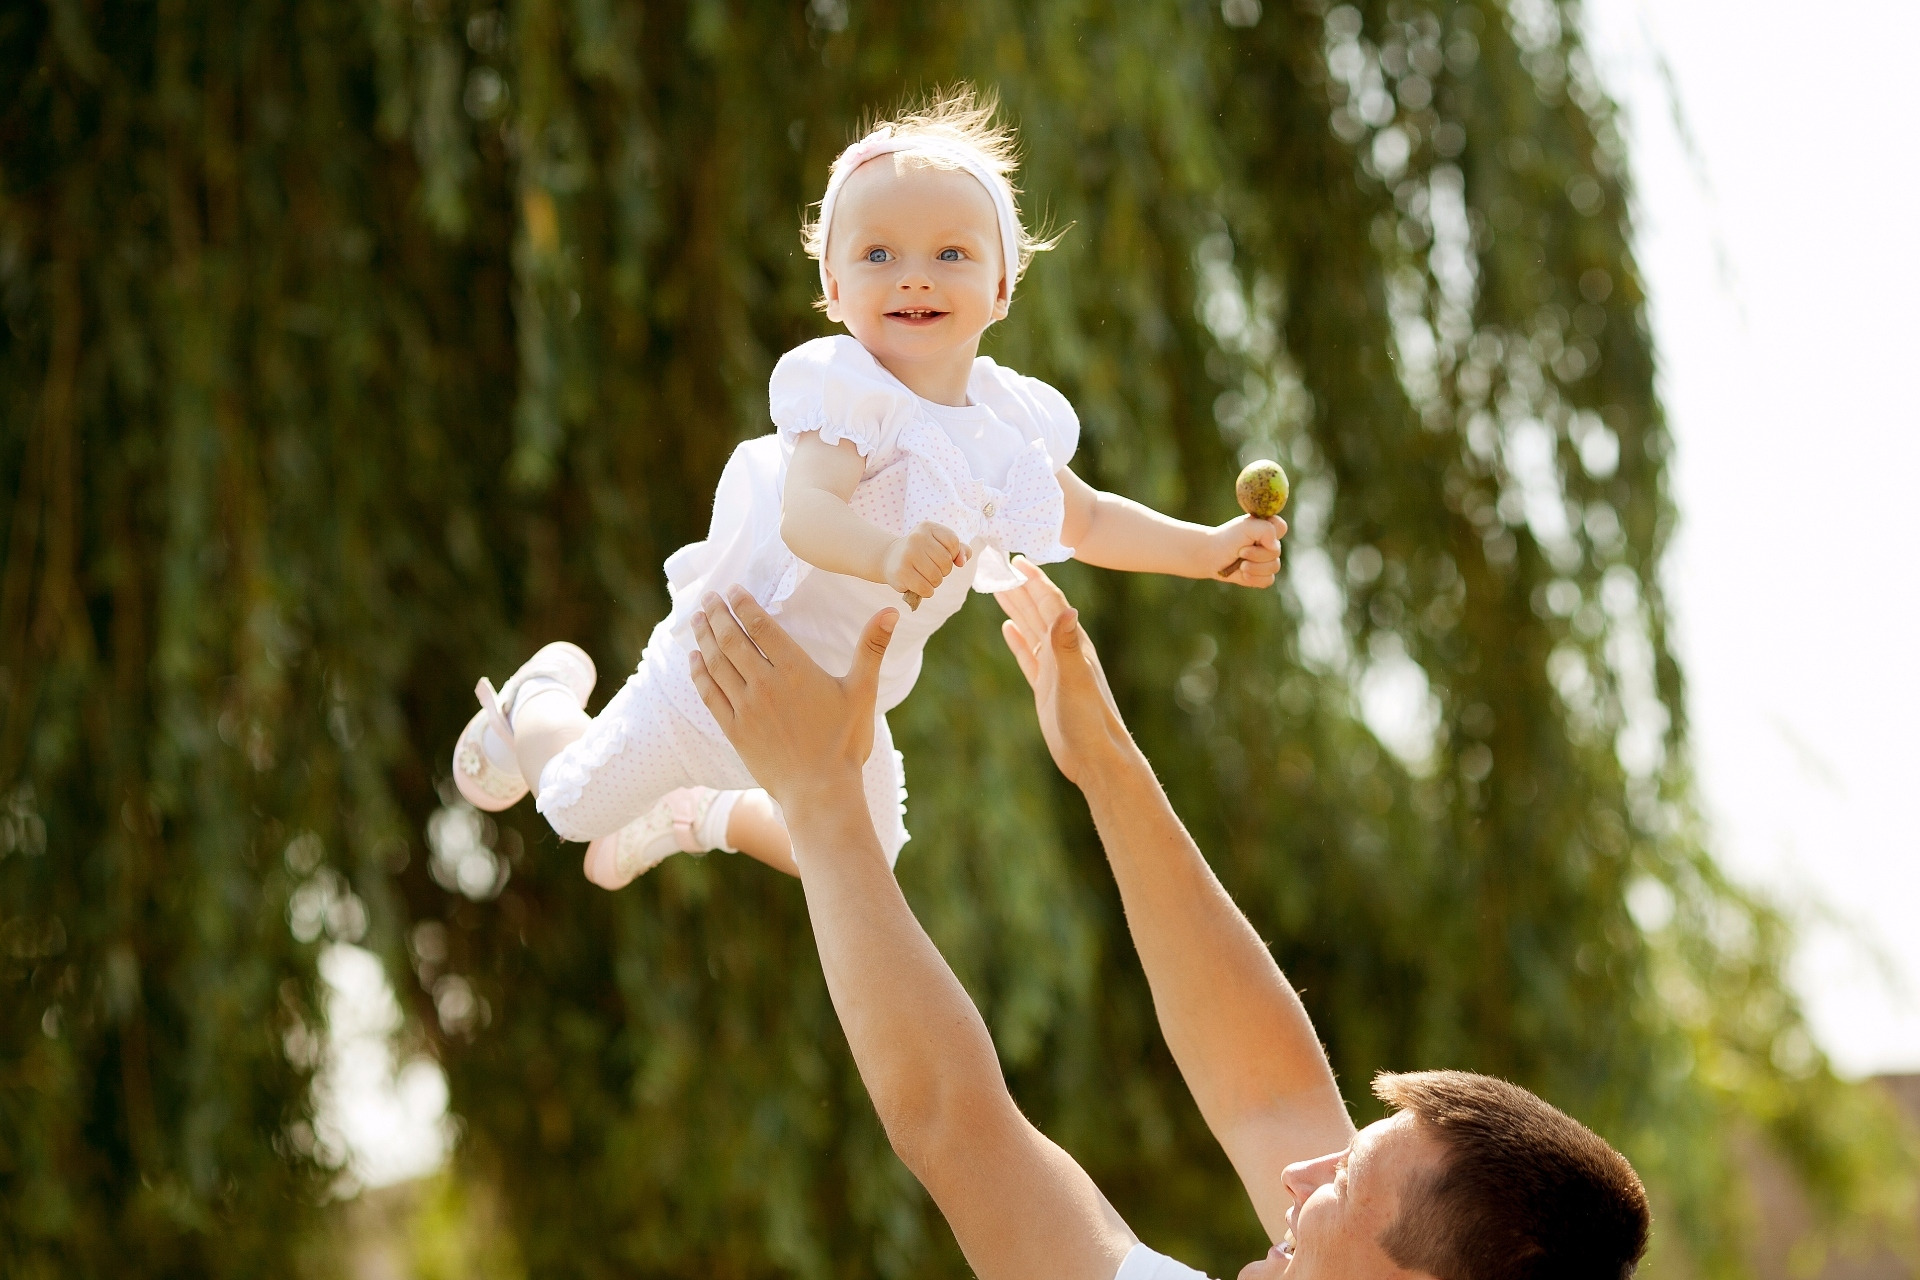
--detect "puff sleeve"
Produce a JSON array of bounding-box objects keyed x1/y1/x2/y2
[
  {"x1": 769, "y1": 335, "x2": 919, "y2": 459},
  {"x1": 967, "y1": 357, "x2": 1081, "y2": 471}
]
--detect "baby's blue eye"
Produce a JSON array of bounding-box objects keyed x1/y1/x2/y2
[
  {"x1": 938, "y1": 248, "x2": 962, "y2": 262},
  {"x1": 866, "y1": 247, "x2": 891, "y2": 263}
]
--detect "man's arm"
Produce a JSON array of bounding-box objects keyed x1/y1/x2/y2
[
  {"x1": 995, "y1": 562, "x2": 1354, "y2": 1241},
  {"x1": 688, "y1": 589, "x2": 1135, "y2": 1280}
]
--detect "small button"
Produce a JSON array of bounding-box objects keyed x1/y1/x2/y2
[{"x1": 982, "y1": 501, "x2": 998, "y2": 518}]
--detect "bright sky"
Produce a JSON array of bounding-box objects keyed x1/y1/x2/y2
[
  {"x1": 315, "y1": 943, "x2": 451, "y2": 1191},
  {"x1": 1584, "y1": 0, "x2": 1920, "y2": 1076}
]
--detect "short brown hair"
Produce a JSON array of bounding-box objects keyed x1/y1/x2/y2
[{"x1": 1372, "y1": 1071, "x2": 1650, "y2": 1280}]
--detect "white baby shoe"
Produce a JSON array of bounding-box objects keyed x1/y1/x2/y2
[
  {"x1": 451, "y1": 642, "x2": 597, "y2": 812},
  {"x1": 582, "y1": 787, "x2": 727, "y2": 890}
]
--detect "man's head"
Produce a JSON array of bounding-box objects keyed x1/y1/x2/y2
[{"x1": 1242, "y1": 1071, "x2": 1650, "y2": 1280}]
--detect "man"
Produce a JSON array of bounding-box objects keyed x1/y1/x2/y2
[{"x1": 686, "y1": 560, "x2": 1650, "y2": 1280}]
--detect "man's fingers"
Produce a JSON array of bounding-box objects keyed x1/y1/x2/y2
[
  {"x1": 994, "y1": 576, "x2": 1048, "y2": 641},
  {"x1": 847, "y1": 608, "x2": 898, "y2": 703},
  {"x1": 1015, "y1": 557, "x2": 1074, "y2": 620},
  {"x1": 1002, "y1": 562, "x2": 1067, "y2": 639},
  {"x1": 1000, "y1": 619, "x2": 1041, "y2": 688},
  {"x1": 723, "y1": 586, "x2": 800, "y2": 667},
  {"x1": 688, "y1": 651, "x2": 734, "y2": 729},
  {"x1": 1049, "y1": 607, "x2": 1123, "y2": 711},
  {"x1": 1050, "y1": 606, "x2": 1084, "y2": 654},
  {"x1": 692, "y1": 610, "x2": 751, "y2": 703},
  {"x1": 703, "y1": 591, "x2": 773, "y2": 674}
]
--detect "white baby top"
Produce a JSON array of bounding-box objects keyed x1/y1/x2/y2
[
  {"x1": 1113, "y1": 1244, "x2": 1214, "y2": 1280},
  {"x1": 649, "y1": 335, "x2": 1080, "y2": 721}
]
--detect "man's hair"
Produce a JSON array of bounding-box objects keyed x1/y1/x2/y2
[{"x1": 1372, "y1": 1071, "x2": 1650, "y2": 1280}]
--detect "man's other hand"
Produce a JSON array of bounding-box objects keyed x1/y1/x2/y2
[{"x1": 993, "y1": 559, "x2": 1139, "y2": 787}]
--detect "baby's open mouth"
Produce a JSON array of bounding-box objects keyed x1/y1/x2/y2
[{"x1": 886, "y1": 307, "x2": 947, "y2": 325}]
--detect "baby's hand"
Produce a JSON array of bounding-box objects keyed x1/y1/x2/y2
[
  {"x1": 883, "y1": 522, "x2": 969, "y2": 598},
  {"x1": 1210, "y1": 515, "x2": 1286, "y2": 588}
]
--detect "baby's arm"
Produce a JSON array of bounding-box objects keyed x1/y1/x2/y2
[
  {"x1": 782, "y1": 433, "x2": 970, "y2": 598},
  {"x1": 1058, "y1": 468, "x2": 1285, "y2": 589}
]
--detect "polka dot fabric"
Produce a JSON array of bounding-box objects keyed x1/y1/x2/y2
[{"x1": 535, "y1": 658, "x2": 910, "y2": 866}]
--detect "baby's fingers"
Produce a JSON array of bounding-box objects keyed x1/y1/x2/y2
[
  {"x1": 921, "y1": 522, "x2": 964, "y2": 560},
  {"x1": 1231, "y1": 559, "x2": 1280, "y2": 589},
  {"x1": 906, "y1": 556, "x2": 947, "y2": 598}
]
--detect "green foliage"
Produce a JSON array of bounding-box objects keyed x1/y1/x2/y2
[{"x1": 2, "y1": 0, "x2": 1910, "y2": 1277}]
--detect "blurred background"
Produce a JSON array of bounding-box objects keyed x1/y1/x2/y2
[{"x1": 2, "y1": 1, "x2": 1915, "y2": 1278}]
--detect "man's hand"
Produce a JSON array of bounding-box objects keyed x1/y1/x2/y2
[
  {"x1": 883, "y1": 522, "x2": 969, "y2": 598},
  {"x1": 993, "y1": 559, "x2": 1139, "y2": 787},
  {"x1": 1208, "y1": 514, "x2": 1285, "y2": 588},
  {"x1": 689, "y1": 587, "x2": 896, "y2": 810}
]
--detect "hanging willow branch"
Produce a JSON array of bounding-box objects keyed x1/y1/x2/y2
[{"x1": 1, "y1": 1, "x2": 1910, "y2": 1276}]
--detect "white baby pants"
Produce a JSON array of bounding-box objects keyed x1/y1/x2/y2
[{"x1": 533, "y1": 657, "x2": 909, "y2": 866}]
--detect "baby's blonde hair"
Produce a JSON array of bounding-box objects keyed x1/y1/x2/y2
[{"x1": 801, "y1": 86, "x2": 1059, "y2": 292}]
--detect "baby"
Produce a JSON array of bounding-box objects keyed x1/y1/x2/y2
[{"x1": 451, "y1": 89, "x2": 1284, "y2": 887}]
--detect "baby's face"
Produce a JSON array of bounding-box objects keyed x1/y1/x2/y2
[{"x1": 823, "y1": 157, "x2": 1008, "y2": 371}]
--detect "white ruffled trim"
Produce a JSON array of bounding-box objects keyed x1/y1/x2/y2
[
  {"x1": 777, "y1": 411, "x2": 877, "y2": 458},
  {"x1": 769, "y1": 336, "x2": 911, "y2": 459},
  {"x1": 535, "y1": 712, "x2": 635, "y2": 819}
]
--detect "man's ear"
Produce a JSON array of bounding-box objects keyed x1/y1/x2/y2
[{"x1": 823, "y1": 265, "x2": 843, "y2": 321}]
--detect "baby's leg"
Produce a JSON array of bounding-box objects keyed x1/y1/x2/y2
[
  {"x1": 539, "y1": 663, "x2": 760, "y2": 890},
  {"x1": 681, "y1": 715, "x2": 905, "y2": 878},
  {"x1": 717, "y1": 790, "x2": 798, "y2": 878},
  {"x1": 511, "y1": 687, "x2": 590, "y2": 793}
]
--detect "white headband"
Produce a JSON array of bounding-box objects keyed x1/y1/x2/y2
[{"x1": 815, "y1": 130, "x2": 1023, "y2": 305}]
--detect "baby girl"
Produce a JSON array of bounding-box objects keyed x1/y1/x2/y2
[{"x1": 451, "y1": 90, "x2": 1284, "y2": 886}]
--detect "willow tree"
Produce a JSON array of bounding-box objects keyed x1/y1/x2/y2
[{"x1": 1, "y1": 1, "x2": 1909, "y2": 1277}]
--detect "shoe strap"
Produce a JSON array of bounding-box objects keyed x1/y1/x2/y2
[
  {"x1": 474, "y1": 678, "x2": 515, "y2": 748},
  {"x1": 668, "y1": 790, "x2": 706, "y2": 854}
]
